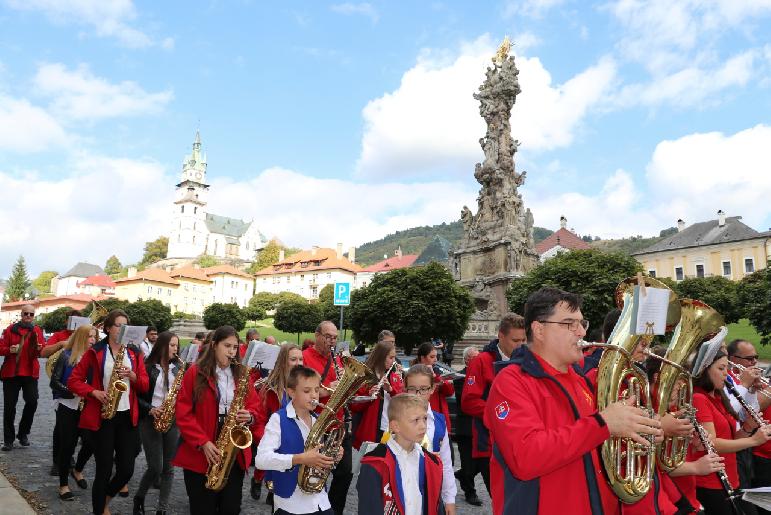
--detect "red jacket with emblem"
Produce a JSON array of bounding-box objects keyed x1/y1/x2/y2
[
  {"x1": 429, "y1": 369, "x2": 454, "y2": 438},
  {"x1": 67, "y1": 338, "x2": 149, "y2": 430},
  {"x1": 0, "y1": 323, "x2": 45, "y2": 379},
  {"x1": 351, "y1": 370, "x2": 404, "y2": 450},
  {"x1": 172, "y1": 363, "x2": 260, "y2": 474},
  {"x1": 461, "y1": 339, "x2": 502, "y2": 457}
]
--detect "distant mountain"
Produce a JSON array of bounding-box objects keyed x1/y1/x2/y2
[
  {"x1": 354, "y1": 220, "x2": 554, "y2": 266},
  {"x1": 589, "y1": 227, "x2": 676, "y2": 255}
]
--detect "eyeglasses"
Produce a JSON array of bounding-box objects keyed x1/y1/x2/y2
[
  {"x1": 405, "y1": 386, "x2": 432, "y2": 395},
  {"x1": 538, "y1": 319, "x2": 589, "y2": 331},
  {"x1": 322, "y1": 334, "x2": 338, "y2": 341},
  {"x1": 733, "y1": 354, "x2": 759, "y2": 362},
  {"x1": 22, "y1": 312, "x2": 34, "y2": 316}
]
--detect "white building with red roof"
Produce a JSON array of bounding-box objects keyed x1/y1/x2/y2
[
  {"x1": 77, "y1": 275, "x2": 116, "y2": 296},
  {"x1": 357, "y1": 247, "x2": 418, "y2": 287},
  {"x1": 535, "y1": 216, "x2": 592, "y2": 261}
]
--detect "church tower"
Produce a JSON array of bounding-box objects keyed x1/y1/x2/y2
[{"x1": 167, "y1": 131, "x2": 209, "y2": 259}]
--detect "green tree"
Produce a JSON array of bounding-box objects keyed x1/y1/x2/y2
[
  {"x1": 5, "y1": 255, "x2": 31, "y2": 302},
  {"x1": 32, "y1": 270, "x2": 58, "y2": 295},
  {"x1": 318, "y1": 284, "x2": 341, "y2": 321},
  {"x1": 506, "y1": 249, "x2": 643, "y2": 333},
  {"x1": 249, "y1": 239, "x2": 282, "y2": 273},
  {"x1": 348, "y1": 262, "x2": 473, "y2": 355},
  {"x1": 125, "y1": 299, "x2": 173, "y2": 332},
  {"x1": 277, "y1": 291, "x2": 306, "y2": 307},
  {"x1": 39, "y1": 307, "x2": 72, "y2": 333},
  {"x1": 104, "y1": 255, "x2": 122, "y2": 276},
  {"x1": 673, "y1": 276, "x2": 740, "y2": 323},
  {"x1": 738, "y1": 264, "x2": 771, "y2": 344},
  {"x1": 195, "y1": 254, "x2": 219, "y2": 268},
  {"x1": 172, "y1": 311, "x2": 196, "y2": 320},
  {"x1": 243, "y1": 305, "x2": 267, "y2": 322},
  {"x1": 140, "y1": 236, "x2": 169, "y2": 266},
  {"x1": 274, "y1": 299, "x2": 322, "y2": 344},
  {"x1": 249, "y1": 292, "x2": 279, "y2": 312},
  {"x1": 203, "y1": 303, "x2": 247, "y2": 331}
]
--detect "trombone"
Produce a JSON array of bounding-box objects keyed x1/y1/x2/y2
[{"x1": 728, "y1": 361, "x2": 771, "y2": 401}]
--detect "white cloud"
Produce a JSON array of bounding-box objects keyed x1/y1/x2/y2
[
  {"x1": 503, "y1": 0, "x2": 568, "y2": 18},
  {"x1": 4, "y1": 0, "x2": 160, "y2": 48},
  {"x1": 526, "y1": 125, "x2": 771, "y2": 238},
  {"x1": 330, "y1": 2, "x2": 379, "y2": 23},
  {"x1": 355, "y1": 35, "x2": 617, "y2": 180},
  {"x1": 33, "y1": 63, "x2": 173, "y2": 122},
  {"x1": 0, "y1": 95, "x2": 67, "y2": 152}
]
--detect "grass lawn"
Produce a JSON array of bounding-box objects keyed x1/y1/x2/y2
[{"x1": 727, "y1": 319, "x2": 769, "y2": 359}]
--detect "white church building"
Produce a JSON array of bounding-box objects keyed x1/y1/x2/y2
[{"x1": 167, "y1": 132, "x2": 267, "y2": 261}]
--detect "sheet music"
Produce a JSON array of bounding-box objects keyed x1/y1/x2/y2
[
  {"x1": 186, "y1": 343, "x2": 201, "y2": 363},
  {"x1": 632, "y1": 286, "x2": 670, "y2": 335},
  {"x1": 336, "y1": 340, "x2": 351, "y2": 357},
  {"x1": 67, "y1": 316, "x2": 91, "y2": 330},
  {"x1": 118, "y1": 325, "x2": 147, "y2": 346},
  {"x1": 243, "y1": 340, "x2": 263, "y2": 365},
  {"x1": 743, "y1": 487, "x2": 771, "y2": 510},
  {"x1": 247, "y1": 343, "x2": 280, "y2": 370}
]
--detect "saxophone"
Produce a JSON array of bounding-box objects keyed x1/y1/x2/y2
[
  {"x1": 298, "y1": 356, "x2": 377, "y2": 493},
  {"x1": 205, "y1": 362, "x2": 254, "y2": 491},
  {"x1": 102, "y1": 344, "x2": 129, "y2": 420},
  {"x1": 153, "y1": 358, "x2": 188, "y2": 433}
]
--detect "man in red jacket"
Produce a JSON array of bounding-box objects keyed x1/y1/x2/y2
[
  {"x1": 462, "y1": 312, "x2": 527, "y2": 496},
  {"x1": 0, "y1": 305, "x2": 45, "y2": 451},
  {"x1": 484, "y1": 288, "x2": 662, "y2": 515}
]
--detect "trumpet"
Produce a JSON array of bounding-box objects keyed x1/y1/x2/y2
[{"x1": 728, "y1": 361, "x2": 771, "y2": 400}]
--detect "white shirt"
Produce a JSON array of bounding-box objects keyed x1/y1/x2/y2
[
  {"x1": 379, "y1": 390, "x2": 392, "y2": 432},
  {"x1": 103, "y1": 346, "x2": 132, "y2": 412},
  {"x1": 725, "y1": 375, "x2": 760, "y2": 425},
  {"x1": 426, "y1": 409, "x2": 457, "y2": 506},
  {"x1": 215, "y1": 365, "x2": 234, "y2": 415},
  {"x1": 386, "y1": 438, "x2": 422, "y2": 515},
  {"x1": 151, "y1": 364, "x2": 177, "y2": 408},
  {"x1": 139, "y1": 339, "x2": 153, "y2": 357},
  {"x1": 255, "y1": 402, "x2": 332, "y2": 513},
  {"x1": 497, "y1": 344, "x2": 510, "y2": 361}
]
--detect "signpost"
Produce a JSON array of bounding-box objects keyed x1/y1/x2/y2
[{"x1": 333, "y1": 282, "x2": 351, "y2": 337}]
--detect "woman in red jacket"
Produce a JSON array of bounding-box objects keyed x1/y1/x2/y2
[
  {"x1": 172, "y1": 325, "x2": 259, "y2": 515},
  {"x1": 413, "y1": 341, "x2": 454, "y2": 438},
  {"x1": 352, "y1": 335, "x2": 403, "y2": 450},
  {"x1": 67, "y1": 309, "x2": 149, "y2": 515}
]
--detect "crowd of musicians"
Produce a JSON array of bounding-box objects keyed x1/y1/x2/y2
[{"x1": 1, "y1": 284, "x2": 771, "y2": 515}]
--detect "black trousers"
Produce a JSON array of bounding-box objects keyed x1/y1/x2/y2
[
  {"x1": 56, "y1": 404, "x2": 93, "y2": 487},
  {"x1": 328, "y1": 433, "x2": 353, "y2": 515},
  {"x1": 2, "y1": 376, "x2": 38, "y2": 443},
  {"x1": 697, "y1": 486, "x2": 756, "y2": 515},
  {"x1": 753, "y1": 454, "x2": 771, "y2": 515},
  {"x1": 183, "y1": 466, "x2": 244, "y2": 514},
  {"x1": 90, "y1": 411, "x2": 138, "y2": 515},
  {"x1": 454, "y1": 435, "x2": 491, "y2": 496}
]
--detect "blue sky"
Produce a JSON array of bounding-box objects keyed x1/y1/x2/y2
[{"x1": 1, "y1": 0, "x2": 770, "y2": 275}]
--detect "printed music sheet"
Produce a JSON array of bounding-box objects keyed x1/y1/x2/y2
[
  {"x1": 742, "y1": 487, "x2": 771, "y2": 510},
  {"x1": 631, "y1": 286, "x2": 670, "y2": 335},
  {"x1": 246, "y1": 342, "x2": 279, "y2": 370},
  {"x1": 67, "y1": 316, "x2": 91, "y2": 330},
  {"x1": 118, "y1": 325, "x2": 148, "y2": 346}
]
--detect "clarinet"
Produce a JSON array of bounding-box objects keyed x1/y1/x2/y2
[
  {"x1": 683, "y1": 407, "x2": 739, "y2": 501},
  {"x1": 725, "y1": 380, "x2": 767, "y2": 427}
]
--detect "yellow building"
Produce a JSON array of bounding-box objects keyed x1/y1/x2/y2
[
  {"x1": 633, "y1": 212, "x2": 771, "y2": 281},
  {"x1": 114, "y1": 267, "x2": 179, "y2": 306},
  {"x1": 168, "y1": 265, "x2": 213, "y2": 316}
]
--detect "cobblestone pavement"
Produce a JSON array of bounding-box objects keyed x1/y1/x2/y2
[{"x1": 0, "y1": 361, "x2": 491, "y2": 514}]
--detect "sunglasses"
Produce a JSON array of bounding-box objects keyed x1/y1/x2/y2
[{"x1": 22, "y1": 312, "x2": 34, "y2": 316}]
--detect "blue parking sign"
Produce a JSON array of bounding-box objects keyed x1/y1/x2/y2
[{"x1": 333, "y1": 282, "x2": 351, "y2": 306}]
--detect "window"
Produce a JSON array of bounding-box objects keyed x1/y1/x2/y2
[
  {"x1": 695, "y1": 264, "x2": 705, "y2": 278},
  {"x1": 301, "y1": 262, "x2": 309, "y2": 268},
  {"x1": 648, "y1": 269, "x2": 656, "y2": 278},
  {"x1": 300, "y1": 274, "x2": 304, "y2": 281},
  {"x1": 326, "y1": 272, "x2": 332, "y2": 279},
  {"x1": 147, "y1": 286, "x2": 152, "y2": 294},
  {"x1": 745, "y1": 258, "x2": 755, "y2": 274},
  {"x1": 192, "y1": 235, "x2": 196, "y2": 244},
  {"x1": 157, "y1": 287, "x2": 162, "y2": 295},
  {"x1": 310, "y1": 285, "x2": 318, "y2": 298},
  {"x1": 722, "y1": 260, "x2": 732, "y2": 278},
  {"x1": 194, "y1": 207, "x2": 197, "y2": 214},
  {"x1": 675, "y1": 267, "x2": 684, "y2": 281},
  {"x1": 167, "y1": 289, "x2": 172, "y2": 296},
  {"x1": 286, "y1": 276, "x2": 290, "y2": 283},
  {"x1": 181, "y1": 206, "x2": 184, "y2": 213},
  {"x1": 184, "y1": 284, "x2": 189, "y2": 291},
  {"x1": 193, "y1": 222, "x2": 196, "y2": 230}
]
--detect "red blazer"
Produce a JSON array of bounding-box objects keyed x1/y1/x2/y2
[
  {"x1": 254, "y1": 387, "x2": 282, "y2": 442},
  {"x1": 429, "y1": 371, "x2": 454, "y2": 438},
  {"x1": 461, "y1": 340, "x2": 502, "y2": 457},
  {"x1": 0, "y1": 323, "x2": 44, "y2": 379},
  {"x1": 172, "y1": 363, "x2": 260, "y2": 474},
  {"x1": 352, "y1": 370, "x2": 404, "y2": 450},
  {"x1": 68, "y1": 339, "x2": 149, "y2": 431},
  {"x1": 46, "y1": 329, "x2": 72, "y2": 347}
]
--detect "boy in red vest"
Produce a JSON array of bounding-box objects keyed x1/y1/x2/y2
[{"x1": 358, "y1": 393, "x2": 447, "y2": 515}]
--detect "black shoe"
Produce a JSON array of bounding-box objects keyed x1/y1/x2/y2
[
  {"x1": 17, "y1": 435, "x2": 29, "y2": 447},
  {"x1": 119, "y1": 488, "x2": 129, "y2": 498},
  {"x1": 250, "y1": 478, "x2": 262, "y2": 500},
  {"x1": 133, "y1": 496, "x2": 145, "y2": 515},
  {"x1": 265, "y1": 491, "x2": 274, "y2": 506},
  {"x1": 1, "y1": 443, "x2": 12, "y2": 451},
  {"x1": 59, "y1": 490, "x2": 75, "y2": 501},
  {"x1": 70, "y1": 469, "x2": 88, "y2": 489},
  {"x1": 50, "y1": 464, "x2": 58, "y2": 476},
  {"x1": 466, "y1": 493, "x2": 483, "y2": 506}
]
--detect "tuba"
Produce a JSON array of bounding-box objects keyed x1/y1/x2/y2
[
  {"x1": 298, "y1": 356, "x2": 377, "y2": 493},
  {"x1": 655, "y1": 299, "x2": 723, "y2": 472},
  {"x1": 102, "y1": 344, "x2": 129, "y2": 420},
  {"x1": 595, "y1": 276, "x2": 680, "y2": 503},
  {"x1": 206, "y1": 362, "x2": 254, "y2": 491}
]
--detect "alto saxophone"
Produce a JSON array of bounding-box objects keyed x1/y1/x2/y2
[
  {"x1": 102, "y1": 344, "x2": 129, "y2": 420},
  {"x1": 205, "y1": 362, "x2": 254, "y2": 491},
  {"x1": 154, "y1": 358, "x2": 188, "y2": 433}
]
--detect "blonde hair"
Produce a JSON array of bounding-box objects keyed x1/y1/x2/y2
[
  {"x1": 262, "y1": 343, "x2": 302, "y2": 399},
  {"x1": 67, "y1": 325, "x2": 95, "y2": 365},
  {"x1": 403, "y1": 364, "x2": 435, "y2": 388},
  {"x1": 388, "y1": 393, "x2": 428, "y2": 422}
]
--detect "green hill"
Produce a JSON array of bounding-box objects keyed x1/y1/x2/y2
[
  {"x1": 355, "y1": 220, "x2": 554, "y2": 266},
  {"x1": 589, "y1": 227, "x2": 676, "y2": 255}
]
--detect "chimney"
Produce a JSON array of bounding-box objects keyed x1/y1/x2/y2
[
  {"x1": 677, "y1": 219, "x2": 685, "y2": 232},
  {"x1": 395, "y1": 246, "x2": 402, "y2": 259},
  {"x1": 348, "y1": 246, "x2": 356, "y2": 264},
  {"x1": 311, "y1": 246, "x2": 318, "y2": 256},
  {"x1": 128, "y1": 267, "x2": 137, "y2": 278},
  {"x1": 717, "y1": 210, "x2": 726, "y2": 227},
  {"x1": 278, "y1": 249, "x2": 285, "y2": 262},
  {"x1": 336, "y1": 242, "x2": 343, "y2": 260},
  {"x1": 560, "y1": 216, "x2": 567, "y2": 229}
]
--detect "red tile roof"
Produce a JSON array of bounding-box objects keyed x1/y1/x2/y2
[
  {"x1": 254, "y1": 247, "x2": 362, "y2": 276},
  {"x1": 169, "y1": 265, "x2": 211, "y2": 282},
  {"x1": 361, "y1": 254, "x2": 418, "y2": 272},
  {"x1": 114, "y1": 268, "x2": 180, "y2": 286},
  {"x1": 535, "y1": 228, "x2": 592, "y2": 254},
  {"x1": 203, "y1": 264, "x2": 253, "y2": 279},
  {"x1": 77, "y1": 275, "x2": 116, "y2": 288},
  {"x1": 1, "y1": 294, "x2": 108, "y2": 311}
]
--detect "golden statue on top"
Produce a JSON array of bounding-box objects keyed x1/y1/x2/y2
[{"x1": 493, "y1": 36, "x2": 511, "y2": 66}]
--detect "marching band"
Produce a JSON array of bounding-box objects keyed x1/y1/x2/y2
[{"x1": 3, "y1": 281, "x2": 771, "y2": 515}]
